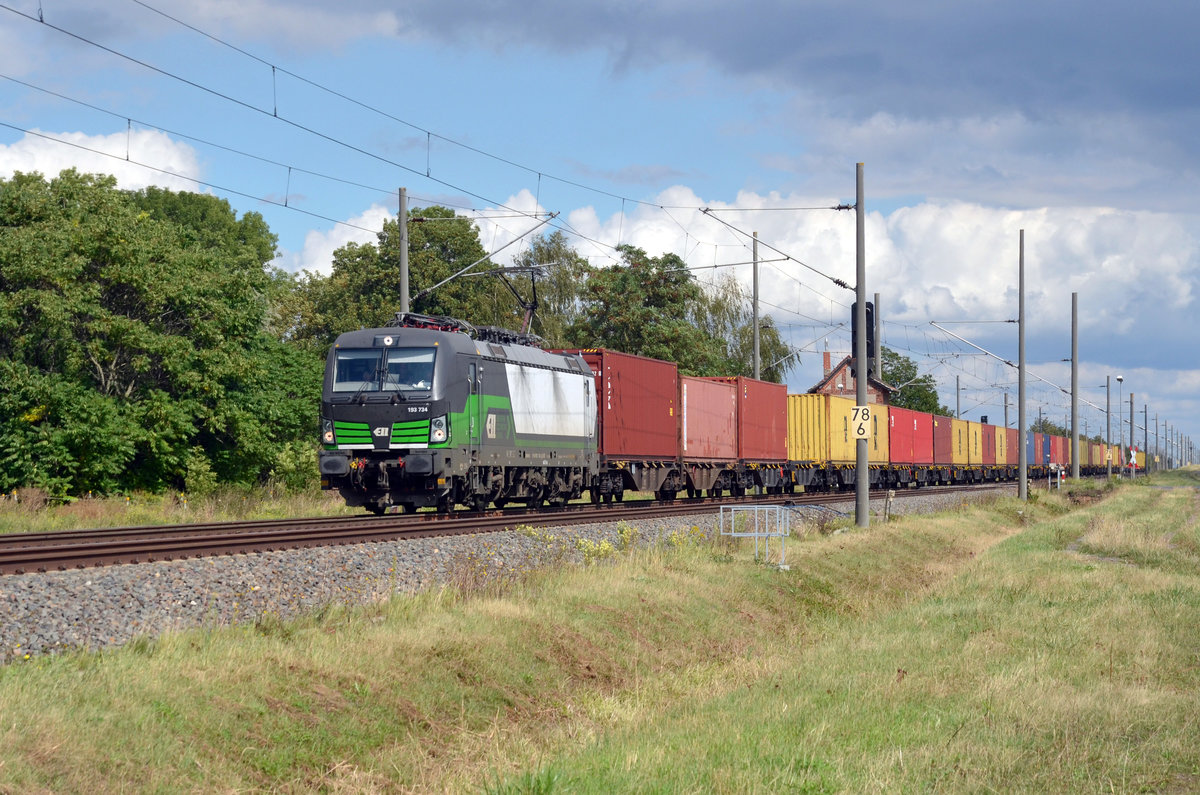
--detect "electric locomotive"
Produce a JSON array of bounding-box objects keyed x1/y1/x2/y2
[{"x1": 318, "y1": 313, "x2": 598, "y2": 514}]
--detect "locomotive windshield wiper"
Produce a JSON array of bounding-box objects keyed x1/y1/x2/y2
[
  {"x1": 353, "y1": 357, "x2": 385, "y2": 404},
  {"x1": 385, "y1": 371, "x2": 407, "y2": 402}
]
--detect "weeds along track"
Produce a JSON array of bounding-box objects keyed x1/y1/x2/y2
[{"x1": 0, "y1": 484, "x2": 1010, "y2": 575}]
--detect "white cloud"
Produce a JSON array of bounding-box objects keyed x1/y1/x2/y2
[
  {"x1": 555, "y1": 189, "x2": 1198, "y2": 401},
  {"x1": 275, "y1": 203, "x2": 391, "y2": 276},
  {"x1": 0, "y1": 128, "x2": 201, "y2": 191}
]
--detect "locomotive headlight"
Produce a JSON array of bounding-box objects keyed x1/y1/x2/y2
[
  {"x1": 322, "y1": 418, "x2": 334, "y2": 444},
  {"x1": 430, "y1": 415, "x2": 448, "y2": 443}
]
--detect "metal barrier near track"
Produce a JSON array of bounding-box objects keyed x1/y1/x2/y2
[{"x1": 719, "y1": 504, "x2": 790, "y2": 569}]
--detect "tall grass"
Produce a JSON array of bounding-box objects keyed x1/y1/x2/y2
[
  {"x1": 2, "y1": 471, "x2": 1199, "y2": 792},
  {"x1": 0, "y1": 486, "x2": 356, "y2": 534}
]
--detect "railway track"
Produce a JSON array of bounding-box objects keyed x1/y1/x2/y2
[{"x1": 0, "y1": 484, "x2": 1013, "y2": 576}]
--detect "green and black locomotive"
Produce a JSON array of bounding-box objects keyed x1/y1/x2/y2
[{"x1": 318, "y1": 313, "x2": 597, "y2": 514}]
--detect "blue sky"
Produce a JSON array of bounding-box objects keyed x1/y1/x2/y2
[{"x1": 2, "y1": 0, "x2": 1197, "y2": 458}]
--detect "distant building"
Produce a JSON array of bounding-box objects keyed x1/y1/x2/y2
[{"x1": 809, "y1": 352, "x2": 894, "y2": 405}]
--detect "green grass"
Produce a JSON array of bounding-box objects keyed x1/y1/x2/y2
[
  {"x1": 0, "y1": 485, "x2": 358, "y2": 534},
  {"x1": 2, "y1": 470, "x2": 1199, "y2": 792}
]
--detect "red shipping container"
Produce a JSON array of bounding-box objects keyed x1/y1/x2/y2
[
  {"x1": 912, "y1": 410, "x2": 935, "y2": 465},
  {"x1": 888, "y1": 406, "x2": 914, "y2": 465},
  {"x1": 573, "y1": 349, "x2": 679, "y2": 460},
  {"x1": 981, "y1": 423, "x2": 997, "y2": 465},
  {"x1": 889, "y1": 407, "x2": 934, "y2": 466},
  {"x1": 1051, "y1": 435, "x2": 1065, "y2": 466},
  {"x1": 932, "y1": 413, "x2": 955, "y2": 465},
  {"x1": 679, "y1": 376, "x2": 737, "y2": 461},
  {"x1": 702, "y1": 377, "x2": 787, "y2": 461},
  {"x1": 1007, "y1": 428, "x2": 1019, "y2": 464}
]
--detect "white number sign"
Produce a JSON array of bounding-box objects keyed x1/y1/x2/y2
[{"x1": 852, "y1": 405, "x2": 871, "y2": 440}]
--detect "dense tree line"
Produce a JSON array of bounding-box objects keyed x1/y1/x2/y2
[
  {"x1": 0, "y1": 170, "x2": 319, "y2": 496},
  {"x1": 2, "y1": 169, "x2": 935, "y2": 497}
]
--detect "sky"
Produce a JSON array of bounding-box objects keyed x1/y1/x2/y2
[{"x1": 1, "y1": 0, "x2": 1197, "y2": 460}]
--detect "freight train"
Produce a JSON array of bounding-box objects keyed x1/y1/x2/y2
[{"x1": 318, "y1": 313, "x2": 1128, "y2": 514}]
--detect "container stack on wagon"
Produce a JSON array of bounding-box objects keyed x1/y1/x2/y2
[
  {"x1": 567, "y1": 350, "x2": 793, "y2": 499},
  {"x1": 569, "y1": 344, "x2": 1110, "y2": 497}
]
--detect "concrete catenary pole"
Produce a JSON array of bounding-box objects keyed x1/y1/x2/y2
[
  {"x1": 398, "y1": 187, "x2": 410, "y2": 314},
  {"x1": 753, "y1": 232, "x2": 760, "y2": 380},
  {"x1": 1071, "y1": 293, "x2": 1079, "y2": 479},
  {"x1": 1018, "y1": 230, "x2": 1027, "y2": 500},
  {"x1": 1154, "y1": 414, "x2": 1159, "y2": 473},
  {"x1": 1129, "y1": 394, "x2": 1136, "y2": 477},
  {"x1": 855, "y1": 164, "x2": 869, "y2": 528},
  {"x1": 1144, "y1": 404, "x2": 1149, "y2": 474},
  {"x1": 1106, "y1": 376, "x2": 1112, "y2": 478}
]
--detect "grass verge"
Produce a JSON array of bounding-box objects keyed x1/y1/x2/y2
[
  {"x1": 0, "y1": 486, "x2": 357, "y2": 534},
  {"x1": 2, "y1": 473, "x2": 1199, "y2": 792}
]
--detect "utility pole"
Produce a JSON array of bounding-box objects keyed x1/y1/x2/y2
[
  {"x1": 1143, "y1": 404, "x2": 1148, "y2": 475},
  {"x1": 1117, "y1": 375, "x2": 1124, "y2": 475},
  {"x1": 1154, "y1": 414, "x2": 1159, "y2": 472},
  {"x1": 956, "y1": 375, "x2": 961, "y2": 418},
  {"x1": 1018, "y1": 230, "x2": 1027, "y2": 500},
  {"x1": 855, "y1": 164, "x2": 869, "y2": 528},
  {"x1": 753, "y1": 232, "x2": 760, "y2": 380},
  {"x1": 1129, "y1": 393, "x2": 1136, "y2": 477},
  {"x1": 398, "y1": 187, "x2": 410, "y2": 314},
  {"x1": 1106, "y1": 376, "x2": 1112, "y2": 478},
  {"x1": 1071, "y1": 293, "x2": 1079, "y2": 479},
  {"x1": 1004, "y1": 392, "x2": 1010, "y2": 429}
]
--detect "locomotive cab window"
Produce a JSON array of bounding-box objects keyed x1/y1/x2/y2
[
  {"x1": 383, "y1": 348, "x2": 436, "y2": 391},
  {"x1": 332, "y1": 347, "x2": 436, "y2": 393}
]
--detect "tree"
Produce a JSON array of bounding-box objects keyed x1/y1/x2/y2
[
  {"x1": 1030, "y1": 417, "x2": 1068, "y2": 436},
  {"x1": 879, "y1": 347, "x2": 948, "y2": 414},
  {"x1": 569, "y1": 245, "x2": 727, "y2": 374},
  {"x1": 510, "y1": 230, "x2": 591, "y2": 347},
  {"x1": 281, "y1": 206, "x2": 520, "y2": 353},
  {"x1": 0, "y1": 169, "x2": 319, "y2": 495},
  {"x1": 694, "y1": 273, "x2": 797, "y2": 383}
]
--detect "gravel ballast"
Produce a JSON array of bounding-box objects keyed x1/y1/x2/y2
[{"x1": 1, "y1": 488, "x2": 1011, "y2": 663}]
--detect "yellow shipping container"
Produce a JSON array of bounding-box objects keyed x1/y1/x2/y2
[
  {"x1": 826, "y1": 395, "x2": 889, "y2": 464},
  {"x1": 786, "y1": 394, "x2": 827, "y2": 463},
  {"x1": 950, "y1": 418, "x2": 969, "y2": 466},
  {"x1": 995, "y1": 426, "x2": 1008, "y2": 466},
  {"x1": 966, "y1": 421, "x2": 983, "y2": 466}
]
